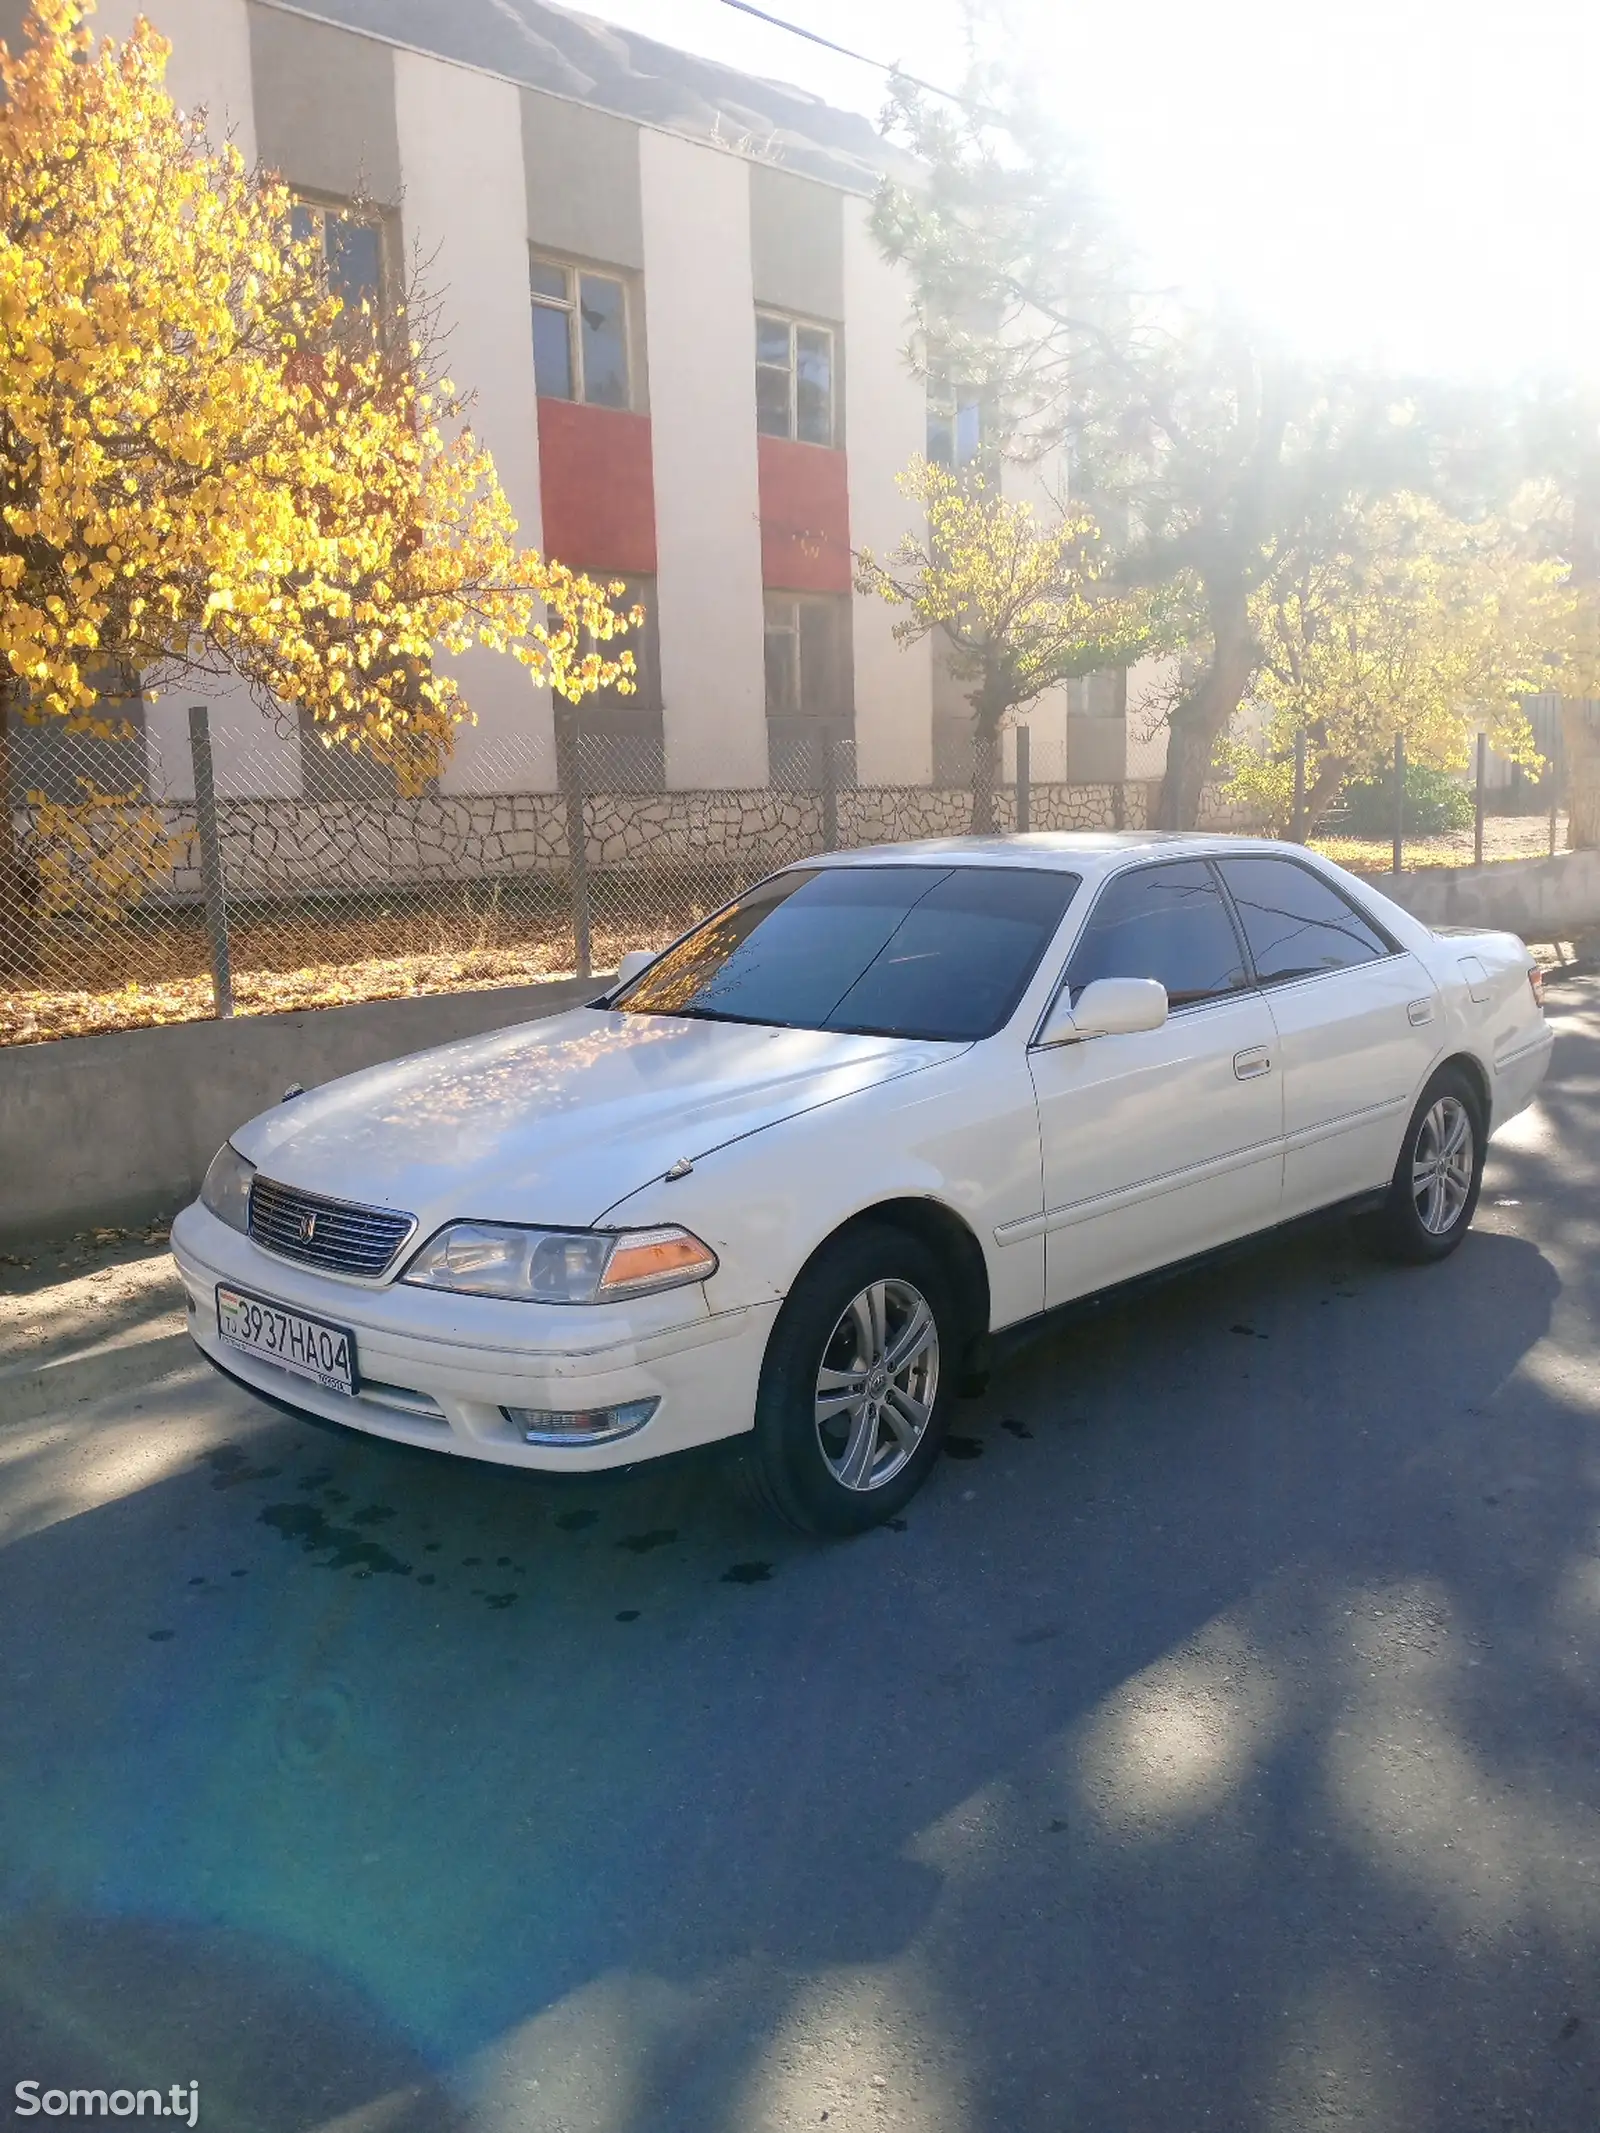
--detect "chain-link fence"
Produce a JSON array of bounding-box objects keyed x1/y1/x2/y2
[
  {"x1": 0, "y1": 709, "x2": 1153, "y2": 1046},
  {"x1": 1308, "y1": 714, "x2": 1571, "y2": 875},
  {"x1": 2, "y1": 702, "x2": 1587, "y2": 1048}
]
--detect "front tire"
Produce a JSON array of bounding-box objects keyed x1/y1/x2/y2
[
  {"x1": 1368, "y1": 1066, "x2": 1485, "y2": 1263},
  {"x1": 746, "y1": 1224, "x2": 959, "y2": 1536}
]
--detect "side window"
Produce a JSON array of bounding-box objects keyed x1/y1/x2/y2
[
  {"x1": 1217, "y1": 857, "x2": 1393, "y2": 984},
  {"x1": 1065, "y1": 861, "x2": 1249, "y2": 1009},
  {"x1": 531, "y1": 259, "x2": 630, "y2": 409}
]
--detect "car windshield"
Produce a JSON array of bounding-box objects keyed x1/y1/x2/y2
[{"x1": 612, "y1": 864, "x2": 1081, "y2": 1041}]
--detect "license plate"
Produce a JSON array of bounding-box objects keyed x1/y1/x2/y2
[{"x1": 216, "y1": 1284, "x2": 358, "y2": 1397}]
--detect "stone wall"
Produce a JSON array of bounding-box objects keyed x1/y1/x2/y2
[
  {"x1": 1368, "y1": 847, "x2": 1600, "y2": 940},
  {"x1": 187, "y1": 792, "x2": 573, "y2": 897},
  {"x1": 1195, "y1": 784, "x2": 1267, "y2": 832},
  {"x1": 10, "y1": 775, "x2": 1260, "y2": 911}
]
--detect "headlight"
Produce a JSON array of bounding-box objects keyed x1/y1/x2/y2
[
  {"x1": 200, "y1": 1143, "x2": 255, "y2": 1234},
  {"x1": 400, "y1": 1222, "x2": 718, "y2": 1304}
]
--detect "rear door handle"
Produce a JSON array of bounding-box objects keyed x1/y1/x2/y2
[
  {"x1": 1407, "y1": 997, "x2": 1435, "y2": 1026},
  {"x1": 1234, "y1": 1047, "x2": 1273, "y2": 1080}
]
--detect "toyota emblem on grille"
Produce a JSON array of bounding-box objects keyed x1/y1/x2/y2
[{"x1": 299, "y1": 1212, "x2": 318, "y2": 1243}]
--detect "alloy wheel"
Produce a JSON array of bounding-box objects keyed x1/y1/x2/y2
[
  {"x1": 813, "y1": 1277, "x2": 941, "y2": 1492},
  {"x1": 1412, "y1": 1095, "x2": 1475, "y2": 1235}
]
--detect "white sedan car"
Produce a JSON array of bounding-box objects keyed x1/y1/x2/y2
[{"x1": 174, "y1": 834, "x2": 1552, "y2": 1534}]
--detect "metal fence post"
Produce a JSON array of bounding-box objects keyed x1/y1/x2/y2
[
  {"x1": 187, "y1": 704, "x2": 233, "y2": 1019},
  {"x1": 1292, "y1": 729, "x2": 1306, "y2": 842},
  {"x1": 556, "y1": 711, "x2": 592, "y2": 980},
  {"x1": 820, "y1": 725, "x2": 839, "y2": 854},
  {"x1": 1392, "y1": 731, "x2": 1406, "y2": 877},
  {"x1": 1015, "y1": 723, "x2": 1031, "y2": 834},
  {"x1": 1474, "y1": 729, "x2": 1486, "y2": 867}
]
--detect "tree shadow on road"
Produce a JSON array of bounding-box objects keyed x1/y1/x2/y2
[
  {"x1": 0, "y1": 1193, "x2": 1592, "y2": 2128},
  {"x1": 0, "y1": 1912, "x2": 465, "y2": 2131}
]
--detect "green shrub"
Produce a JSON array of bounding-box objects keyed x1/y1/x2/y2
[{"x1": 1335, "y1": 761, "x2": 1475, "y2": 837}]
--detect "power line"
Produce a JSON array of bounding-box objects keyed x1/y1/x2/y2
[{"x1": 714, "y1": 0, "x2": 974, "y2": 109}]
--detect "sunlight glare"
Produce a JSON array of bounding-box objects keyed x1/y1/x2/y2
[
  {"x1": 1073, "y1": 1617, "x2": 1283, "y2": 1837},
  {"x1": 625, "y1": 0, "x2": 1600, "y2": 382}
]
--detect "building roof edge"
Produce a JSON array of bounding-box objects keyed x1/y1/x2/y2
[{"x1": 251, "y1": 0, "x2": 911, "y2": 198}]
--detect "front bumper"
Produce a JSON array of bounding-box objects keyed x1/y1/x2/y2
[{"x1": 171, "y1": 1203, "x2": 777, "y2": 1472}]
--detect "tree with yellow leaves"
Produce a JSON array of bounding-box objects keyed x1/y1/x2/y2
[
  {"x1": 0, "y1": 0, "x2": 637, "y2": 963},
  {"x1": 1514, "y1": 384, "x2": 1600, "y2": 848},
  {"x1": 855, "y1": 460, "x2": 1168, "y2": 832},
  {"x1": 1221, "y1": 495, "x2": 1561, "y2": 840}
]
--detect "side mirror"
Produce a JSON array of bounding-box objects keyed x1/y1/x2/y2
[
  {"x1": 615, "y1": 949, "x2": 654, "y2": 987},
  {"x1": 1035, "y1": 976, "x2": 1168, "y2": 1047}
]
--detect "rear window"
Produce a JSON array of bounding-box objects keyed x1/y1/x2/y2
[{"x1": 613, "y1": 864, "x2": 1081, "y2": 1041}]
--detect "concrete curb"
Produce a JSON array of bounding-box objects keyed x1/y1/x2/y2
[{"x1": 0, "y1": 970, "x2": 612, "y2": 1248}]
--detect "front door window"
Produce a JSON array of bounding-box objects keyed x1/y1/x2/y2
[{"x1": 1063, "y1": 860, "x2": 1249, "y2": 1008}]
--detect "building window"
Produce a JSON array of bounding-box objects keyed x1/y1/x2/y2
[
  {"x1": 756, "y1": 311, "x2": 834, "y2": 446},
  {"x1": 572, "y1": 574, "x2": 664, "y2": 791},
  {"x1": 5, "y1": 675, "x2": 147, "y2": 808},
  {"x1": 1067, "y1": 671, "x2": 1127, "y2": 719},
  {"x1": 297, "y1": 711, "x2": 399, "y2": 806},
  {"x1": 290, "y1": 199, "x2": 385, "y2": 322},
  {"x1": 764, "y1": 591, "x2": 853, "y2": 784},
  {"x1": 531, "y1": 260, "x2": 630, "y2": 409},
  {"x1": 1065, "y1": 668, "x2": 1128, "y2": 781},
  {"x1": 927, "y1": 377, "x2": 987, "y2": 469}
]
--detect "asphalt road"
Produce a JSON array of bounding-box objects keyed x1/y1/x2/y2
[{"x1": 2, "y1": 975, "x2": 1598, "y2": 2133}]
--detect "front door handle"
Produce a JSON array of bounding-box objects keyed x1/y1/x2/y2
[{"x1": 1234, "y1": 1046, "x2": 1273, "y2": 1080}]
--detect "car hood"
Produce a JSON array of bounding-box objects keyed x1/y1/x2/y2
[{"x1": 232, "y1": 1007, "x2": 960, "y2": 1232}]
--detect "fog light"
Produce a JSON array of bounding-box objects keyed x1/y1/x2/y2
[{"x1": 503, "y1": 1397, "x2": 660, "y2": 1446}]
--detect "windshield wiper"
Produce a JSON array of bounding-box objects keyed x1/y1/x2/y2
[{"x1": 636, "y1": 1003, "x2": 781, "y2": 1026}]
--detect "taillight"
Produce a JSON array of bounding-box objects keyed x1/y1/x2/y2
[{"x1": 1528, "y1": 965, "x2": 1545, "y2": 1012}]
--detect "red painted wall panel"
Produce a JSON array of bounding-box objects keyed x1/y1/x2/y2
[
  {"x1": 758, "y1": 434, "x2": 852, "y2": 593},
  {"x1": 537, "y1": 399, "x2": 658, "y2": 577}
]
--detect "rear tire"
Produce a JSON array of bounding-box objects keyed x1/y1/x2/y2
[
  {"x1": 1366, "y1": 1065, "x2": 1485, "y2": 1264},
  {"x1": 745, "y1": 1224, "x2": 959, "y2": 1536}
]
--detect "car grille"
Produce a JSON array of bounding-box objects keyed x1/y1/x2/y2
[{"x1": 248, "y1": 1176, "x2": 415, "y2": 1279}]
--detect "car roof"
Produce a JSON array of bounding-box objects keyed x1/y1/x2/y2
[{"x1": 799, "y1": 831, "x2": 1277, "y2": 876}]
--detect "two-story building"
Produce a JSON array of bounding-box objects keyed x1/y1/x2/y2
[{"x1": 4, "y1": 0, "x2": 1156, "y2": 805}]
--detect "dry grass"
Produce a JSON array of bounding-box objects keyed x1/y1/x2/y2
[
  {"x1": 3, "y1": 948, "x2": 569, "y2": 1046},
  {"x1": 0, "y1": 888, "x2": 724, "y2": 1046},
  {"x1": 1312, "y1": 812, "x2": 1566, "y2": 875}
]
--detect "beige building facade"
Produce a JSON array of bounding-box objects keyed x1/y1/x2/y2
[{"x1": 2, "y1": 0, "x2": 1154, "y2": 800}]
